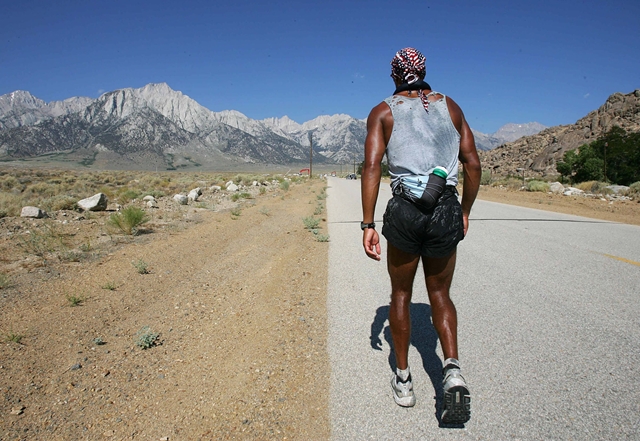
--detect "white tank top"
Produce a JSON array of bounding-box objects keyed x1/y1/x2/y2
[{"x1": 383, "y1": 92, "x2": 460, "y2": 189}]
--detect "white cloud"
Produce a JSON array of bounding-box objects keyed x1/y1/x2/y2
[{"x1": 583, "y1": 93, "x2": 590, "y2": 99}]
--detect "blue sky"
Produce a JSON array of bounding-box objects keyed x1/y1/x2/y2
[{"x1": 1, "y1": 0, "x2": 638, "y2": 133}]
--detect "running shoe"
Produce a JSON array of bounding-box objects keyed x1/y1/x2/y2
[
  {"x1": 391, "y1": 371, "x2": 416, "y2": 407},
  {"x1": 441, "y1": 358, "x2": 471, "y2": 424}
]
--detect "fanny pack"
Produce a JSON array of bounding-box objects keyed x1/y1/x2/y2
[{"x1": 394, "y1": 167, "x2": 448, "y2": 210}]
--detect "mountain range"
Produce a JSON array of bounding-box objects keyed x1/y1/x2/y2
[{"x1": 0, "y1": 83, "x2": 545, "y2": 169}]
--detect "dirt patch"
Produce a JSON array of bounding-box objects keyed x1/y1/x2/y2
[
  {"x1": 0, "y1": 178, "x2": 330, "y2": 440},
  {"x1": 476, "y1": 185, "x2": 640, "y2": 226}
]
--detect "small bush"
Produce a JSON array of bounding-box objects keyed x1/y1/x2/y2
[
  {"x1": 231, "y1": 207, "x2": 242, "y2": 218},
  {"x1": 66, "y1": 293, "x2": 84, "y2": 307},
  {"x1": 316, "y1": 234, "x2": 330, "y2": 242},
  {"x1": 576, "y1": 181, "x2": 613, "y2": 195},
  {"x1": 280, "y1": 180, "x2": 290, "y2": 191},
  {"x1": 101, "y1": 281, "x2": 117, "y2": 290},
  {"x1": 491, "y1": 176, "x2": 523, "y2": 190},
  {"x1": 627, "y1": 181, "x2": 640, "y2": 196},
  {"x1": 132, "y1": 259, "x2": 149, "y2": 274},
  {"x1": 480, "y1": 170, "x2": 492, "y2": 185},
  {"x1": 117, "y1": 189, "x2": 140, "y2": 204},
  {"x1": 526, "y1": 180, "x2": 550, "y2": 192},
  {"x1": 4, "y1": 330, "x2": 24, "y2": 344},
  {"x1": 107, "y1": 207, "x2": 150, "y2": 235},
  {"x1": 135, "y1": 326, "x2": 159, "y2": 349},
  {"x1": 303, "y1": 216, "x2": 320, "y2": 230},
  {"x1": 0, "y1": 273, "x2": 12, "y2": 289}
]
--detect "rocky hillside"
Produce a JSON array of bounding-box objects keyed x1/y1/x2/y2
[{"x1": 480, "y1": 90, "x2": 640, "y2": 176}]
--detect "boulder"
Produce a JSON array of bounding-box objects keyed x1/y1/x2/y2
[
  {"x1": 187, "y1": 187, "x2": 202, "y2": 201},
  {"x1": 20, "y1": 206, "x2": 45, "y2": 218},
  {"x1": 142, "y1": 195, "x2": 156, "y2": 202},
  {"x1": 173, "y1": 194, "x2": 188, "y2": 205},
  {"x1": 209, "y1": 185, "x2": 222, "y2": 192},
  {"x1": 549, "y1": 182, "x2": 565, "y2": 194},
  {"x1": 77, "y1": 193, "x2": 108, "y2": 211},
  {"x1": 563, "y1": 187, "x2": 585, "y2": 196},
  {"x1": 226, "y1": 183, "x2": 239, "y2": 192},
  {"x1": 607, "y1": 185, "x2": 629, "y2": 194},
  {"x1": 147, "y1": 200, "x2": 158, "y2": 208}
]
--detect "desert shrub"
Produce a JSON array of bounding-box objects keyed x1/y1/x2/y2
[
  {"x1": 47, "y1": 195, "x2": 78, "y2": 211},
  {"x1": 0, "y1": 273, "x2": 11, "y2": 289},
  {"x1": 0, "y1": 175, "x2": 21, "y2": 191},
  {"x1": 303, "y1": 216, "x2": 320, "y2": 230},
  {"x1": 117, "y1": 189, "x2": 140, "y2": 204},
  {"x1": 132, "y1": 259, "x2": 149, "y2": 274},
  {"x1": 142, "y1": 190, "x2": 165, "y2": 199},
  {"x1": 575, "y1": 181, "x2": 613, "y2": 195},
  {"x1": 135, "y1": 326, "x2": 159, "y2": 349},
  {"x1": 231, "y1": 192, "x2": 251, "y2": 202},
  {"x1": 107, "y1": 207, "x2": 149, "y2": 235},
  {"x1": 526, "y1": 180, "x2": 550, "y2": 192},
  {"x1": 280, "y1": 180, "x2": 290, "y2": 191},
  {"x1": 24, "y1": 182, "x2": 59, "y2": 198},
  {"x1": 480, "y1": 170, "x2": 492, "y2": 185},
  {"x1": 627, "y1": 181, "x2": 640, "y2": 196},
  {"x1": 0, "y1": 193, "x2": 23, "y2": 217},
  {"x1": 492, "y1": 176, "x2": 523, "y2": 190}
]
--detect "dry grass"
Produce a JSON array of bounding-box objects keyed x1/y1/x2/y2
[{"x1": 0, "y1": 168, "x2": 286, "y2": 218}]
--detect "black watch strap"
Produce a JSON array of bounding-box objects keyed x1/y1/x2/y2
[{"x1": 360, "y1": 222, "x2": 376, "y2": 230}]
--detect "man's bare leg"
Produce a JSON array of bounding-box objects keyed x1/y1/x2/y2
[
  {"x1": 387, "y1": 242, "x2": 421, "y2": 370},
  {"x1": 422, "y1": 250, "x2": 458, "y2": 360}
]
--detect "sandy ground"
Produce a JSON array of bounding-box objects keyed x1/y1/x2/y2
[
  {"x1": 1, "y1": 179, "x2": 330, "y2": 440},
  {"x1": 476, "y1": 185, "x2": 640, "y2": 226},
  {"x1": 1, "y1": 176, "x2": 638, "y2": 441}
]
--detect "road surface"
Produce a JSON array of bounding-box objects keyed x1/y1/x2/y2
[{"x1": 326, "y1": 176, "x2": 640, "y2": 440}]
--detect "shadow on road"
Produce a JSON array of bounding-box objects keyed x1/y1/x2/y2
[{"x1": 370, "y1": 303, "x2": 448, "y2": 423}]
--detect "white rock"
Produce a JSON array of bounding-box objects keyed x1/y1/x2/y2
[
  {"x1": 209, "y1": 185, "x2": 222, "y2": 192},
  {"x1": 563, "y1": 187, "x2": 585, "y2": 196},
  {"x1": 173, "y1": 194, "x2": 188, "y2": 205},
  {"x1": 252, "y1": 181, "x2": 259, "y2": 186},
  {"x1": 143, "y1": 195, "x2": 156, "y2": 202},
  {"x1": 549, "y1": 182, "x2": 564, "y2": 194},
  {"x1": 607, "y1": 185, "x2": 629, "y2": 194},
  {"x1": 187, "y1": 187, "x2": 202, "y2": 201},
  {"x1": 226, "y1": 183, "x2": 239, "y2": 192},
  {"x1": 225, "y1": 180, "x2": 234, "y2": 188},
  {"x1": 77, "y1": 193, "x2": 108, "y2": 211},
  {"x1": 20, "y1": 206, "x2": 45, "y2": 218},
  {"x1": 147, "y1": 200, "x2": 158, "y2": 208}
]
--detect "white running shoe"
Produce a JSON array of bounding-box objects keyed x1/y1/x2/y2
[
  {"x1": 441, "y1": 358, "x2": 471, "y2": 424},
  {"x1": 391, "y1": 370, "x2": 416, "y2": 407}
]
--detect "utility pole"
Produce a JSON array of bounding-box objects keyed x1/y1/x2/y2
[{"x1": 308, "y1": 132, "x2": 313, "y2": 179}]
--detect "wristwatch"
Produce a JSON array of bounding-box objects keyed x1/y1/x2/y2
[{"x1": 360, "y1": 222, "x2": 376, "y2": 230}]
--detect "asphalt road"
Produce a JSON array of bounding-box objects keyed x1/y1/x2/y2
[{"x1": 326, "y1": 176, "x2": 640, "y2": 441}]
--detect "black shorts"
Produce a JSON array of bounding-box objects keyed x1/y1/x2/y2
[{"x1": 381, "y1": 187, "x2": 464, "y2": 257}]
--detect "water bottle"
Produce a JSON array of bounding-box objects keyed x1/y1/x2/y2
[{"x1": 418, "y1": 166, "x2": 448, "y2": 208}]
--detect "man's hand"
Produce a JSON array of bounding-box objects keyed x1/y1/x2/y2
[{"x1": 363, "y1": 228, "x2": 381, "y2": 261}]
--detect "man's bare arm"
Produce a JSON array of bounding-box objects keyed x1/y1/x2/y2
[
  {"x1": 361, "y1": 102, "x2": 390, "y2": 260},
  {"x1": 447, "y1": 97, "x2": 481, "y2": 235}
]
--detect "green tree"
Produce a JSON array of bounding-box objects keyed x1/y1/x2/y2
[{"x1": 556, "y1": 126, "x2": 640, "y2": 185}]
